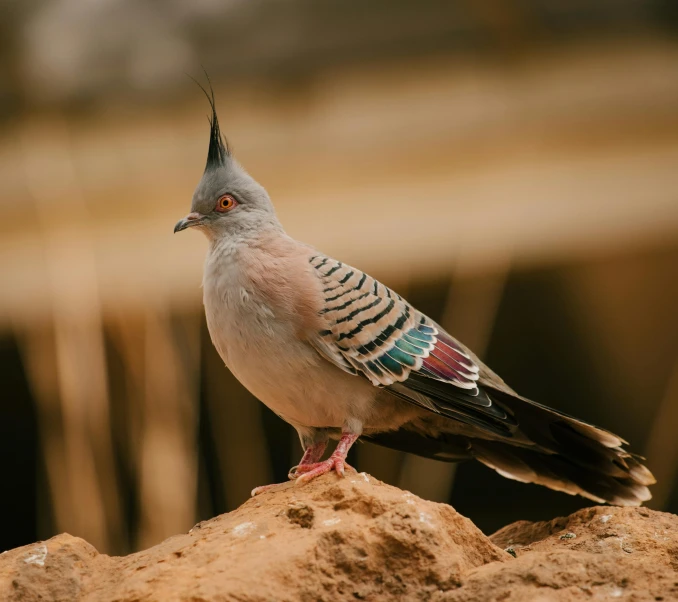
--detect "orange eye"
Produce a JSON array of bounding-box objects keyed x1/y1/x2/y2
[{"x1": 215, "y1": 194, "x2": 237, "y2": 212}]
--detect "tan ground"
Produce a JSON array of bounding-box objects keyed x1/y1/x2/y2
[{"x1": 2, "y1": 473, "x2": 676, "y2": 601}]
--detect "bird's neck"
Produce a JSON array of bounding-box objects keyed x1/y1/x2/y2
[
  {"x1": 202, "y1": 225, "x2": 312, "y2": 329},
  {"x1": 207, "y1": 222, "x2": 289, "y2": 261}
]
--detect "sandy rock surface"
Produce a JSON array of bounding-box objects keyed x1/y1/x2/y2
[{"x1": 1, "y1": 473, "x2": 676, "y2": 601}]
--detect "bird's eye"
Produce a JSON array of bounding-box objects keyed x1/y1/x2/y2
[{"x1": 215, "y1": 194, "x2": 237, "y2": 213}]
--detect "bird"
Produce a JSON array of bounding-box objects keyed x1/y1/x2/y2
[{"x1": 174, "y1": 83, "x2": 655, "y2": 506}]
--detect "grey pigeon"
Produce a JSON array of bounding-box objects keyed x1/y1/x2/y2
[{"x1": 174, "y1": 86, "x2": 655, "y2": 504}]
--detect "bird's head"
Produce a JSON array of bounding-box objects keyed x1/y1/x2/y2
[{"x1": 174, "y1": 81, "x2": 277, "y2": 240}]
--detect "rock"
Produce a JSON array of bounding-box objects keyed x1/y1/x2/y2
[
  {"x1": 1, "y1": 473, "x2": 677, "y2": 602},
  {"x1": 467, "y1": 505, "x2": 678, "y2": 602}
]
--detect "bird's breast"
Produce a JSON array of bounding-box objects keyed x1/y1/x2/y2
[{"x1": 202, "y1": 262, "x2": 375, "y2": 429}]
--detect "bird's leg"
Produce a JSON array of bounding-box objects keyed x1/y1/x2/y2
[
  {"x1": 287, "y1": 440, "x2": 328, "y2": 480},
  {"x1": 251, "y1": 430, "x2": 329, "y2": 496},
  {"x1": 295, "y1": 432, "x2": 360, "y2": 485}
]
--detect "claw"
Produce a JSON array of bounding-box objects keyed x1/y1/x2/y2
[
  {"x1": 294, "y1": 455, "x2": 357, "y2": 485},
  {"x1": 272, "y1": 432, "x2": 360, "y2": 490},
  {"x1": 251, "y1": 483, "x2": 279, "y2": 496}
]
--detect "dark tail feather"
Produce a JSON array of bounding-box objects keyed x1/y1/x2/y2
[
  {"x1": 471, "y1": 439, "x2": 653, "y2": 506},
  {"x1": 367, "y1": 426, "x2": 654, "y2": 505},
  {"x1": 473, "y1": 389, "x2": 655, "y2": 506},
  {"x1": 363, "y1": 428, "x2": 473, "y2": 463},
  {"x1": 370, "y1": 386, "x2": 655, "y2": 506}
]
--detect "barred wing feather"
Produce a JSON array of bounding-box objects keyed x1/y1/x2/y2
[
  {"x1": 309, "y1": 255, "x2": 477, "y2": 389},
  {"x1": 307, "y1": 254, "x2": 516, "y2": 433}
]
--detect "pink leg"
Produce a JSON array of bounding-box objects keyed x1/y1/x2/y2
[
  {"x1": 295, "y1": 432, "x2": 359, "y2": 485},
  {"x1": 287, "y1": 440, "x2": 328, "y2": 479},
  {"x1": 251, "y1": 439, "x2": 328, "y2": 496}
]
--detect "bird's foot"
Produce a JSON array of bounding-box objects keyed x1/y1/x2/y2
[
  {"x1": 294, "y1": 454, "x2": 356, "y2": 485},
  {"x1": 290, "y1": 460, "x2": 357, "y2": 478}
]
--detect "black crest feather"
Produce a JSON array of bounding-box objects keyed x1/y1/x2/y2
[{"x1": 189, "y1": 69, "x2": 230, "y2": 171}]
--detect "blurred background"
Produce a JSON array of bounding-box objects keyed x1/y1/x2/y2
[{"x1": 1, "y1": 0, "x2": 678, "y2": 556}]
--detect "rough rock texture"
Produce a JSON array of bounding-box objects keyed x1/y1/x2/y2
[
  {"x1": 1, "y1": 473, "x2": 677, "y2": 602},
  {"x1": 476, "y1": 505, "x2": 678, "y2": 602}
]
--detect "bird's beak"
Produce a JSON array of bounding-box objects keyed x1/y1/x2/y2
[{"x1": 174, "y1": 212, "x2": 205, "y2": 233}]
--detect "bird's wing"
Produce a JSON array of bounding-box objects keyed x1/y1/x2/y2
[
  {"x1": 307, "y1": 254, "x2": 516, "y2": 436},
  {"x1": 306, "y1": 254, "x2": 656, "y2": 506}
]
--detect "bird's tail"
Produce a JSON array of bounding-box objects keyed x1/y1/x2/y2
[
  {"x1": 470, "y1": 389, "x2": 655, "y2": 506},
  {"x1": 368, "y1": 388, "x2": 656, "y2": 506},
  {"x1": 470, "y1": 440, "x2": 654, "y2": 506}
]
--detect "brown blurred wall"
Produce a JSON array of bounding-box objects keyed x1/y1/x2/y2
[{"x1": 0, "y1": 0, "x2": 677, "y2": 554}]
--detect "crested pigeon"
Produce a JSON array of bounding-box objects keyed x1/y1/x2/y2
[{"x1": 174, "y1": 85, "x2": 655, "y2": 505}]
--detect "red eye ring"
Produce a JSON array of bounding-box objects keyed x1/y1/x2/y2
[{"x1": 215, "y1": 194, "x2": 237, "y2": 213}]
